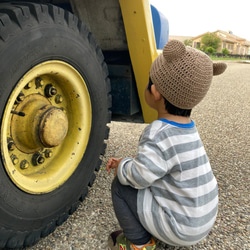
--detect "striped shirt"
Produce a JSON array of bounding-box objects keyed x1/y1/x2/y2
[{"x1": 117, "y1": 119, "x2": 218, "y2": 246}]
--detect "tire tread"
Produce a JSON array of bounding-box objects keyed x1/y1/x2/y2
[{"x1": 0, "y1": 2, "x2": 111, "y2": 249}]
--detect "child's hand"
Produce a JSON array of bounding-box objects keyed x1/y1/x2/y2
[{"x1": 106, "y1": 157, "x2": 123, "y2": 176}]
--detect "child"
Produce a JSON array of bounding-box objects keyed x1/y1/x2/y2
[{"x1": 106, "y1": 40, "x2": 227, "y2": 250}]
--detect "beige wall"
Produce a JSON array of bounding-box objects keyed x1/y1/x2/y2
[{"x1": 191, "y1": 31, "x2": 250, "y2": 55}]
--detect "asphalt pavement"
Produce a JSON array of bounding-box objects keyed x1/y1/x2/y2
[{"x1": 27, "y1": 61, "x2": 250, "y2": 250}]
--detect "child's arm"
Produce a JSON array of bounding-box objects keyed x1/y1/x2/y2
[{"x1": 116, "y1": 126, "x2": 168, "y2": 189}]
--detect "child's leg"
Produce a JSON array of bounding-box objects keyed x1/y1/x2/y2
[{"x1": 111, "y1": 176, "x2": 151, "y2": 245}]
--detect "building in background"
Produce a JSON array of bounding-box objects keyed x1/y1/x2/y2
[{"x1": 170, "y1": 30, "x2": 250, "y2": 55}]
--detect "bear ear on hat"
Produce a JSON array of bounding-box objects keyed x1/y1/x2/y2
[
  {"x1": 213, "y1": 62, "x2": 227, "y2": 76},
  {"x1": 163, "y1": 40, "x2": 186, "y2": 61}
]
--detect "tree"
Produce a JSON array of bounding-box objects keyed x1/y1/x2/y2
[
  {"x1": 205, "y1": 47, "x2": 215, "y2": 56},
  {"x1": 222, "y1": 48, "x2": 229, "y2": 56},
  {"x1": 184, "y1": 39, "x2": 193, "y2": 47},
  {"x1": 201, "y1": 33, "x2": 221, "y2": 51}
]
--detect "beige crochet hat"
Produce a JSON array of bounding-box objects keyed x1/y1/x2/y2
[{"x1": 150, "y1": 39, "x2": 227, "y2": 109}]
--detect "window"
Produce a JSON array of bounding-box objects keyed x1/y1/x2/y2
[{"x1": 237, "y1": 46, "x2": 240, "y2": 54}]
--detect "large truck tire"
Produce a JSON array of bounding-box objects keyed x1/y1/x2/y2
[{"x1": 0, "y1": 2, "x2": 111, "y2": 249}]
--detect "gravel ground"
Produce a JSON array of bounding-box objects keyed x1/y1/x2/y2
[{"x1": 26, "y1": 62, "x2": 249, "y2": 250}]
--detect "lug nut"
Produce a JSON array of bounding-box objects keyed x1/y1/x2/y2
[
  {"x1": 38, "y1": 156, "x2": 45, "y2": 164},
  {"x1": 32, "y1": 153, "x2": 45, "y2": 166},
  {"x1": 25, "y1": 81, "x2": 32, "y2": 89},
  {"x1": 20, "y1": 160, "x2": 29, "y2": 169},
  {"x1": 35, "y1": 77, "x2": 44, "y2": 88},
  {"x1": 16, "y1": 92, "x2": 25, "y2": 103},
  {"x1": 44, "y1": 149, "x2": 53, "y2": 158},
  {"x1": 45, "y1": 84, "x2": 57, "y2": 97},
  {"x1": 55, "y1": 95, "x2": 63, "y2": 104},
  {"x1": 11, "y1": 154, "x2": 19, "y2": 165},
  {"x1": 8, "y1": 140, "x2": 15, "y2": 151}
]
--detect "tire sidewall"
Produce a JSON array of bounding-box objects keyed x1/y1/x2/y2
[{"x1": 0, "y1": 15, "x2": 107, "y2": 229}]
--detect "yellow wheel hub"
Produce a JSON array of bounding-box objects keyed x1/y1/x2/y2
[
  {"x1": 1, "y1": 61, "x2": 92, "y2": 194},
  {"x1": 11, "y1": 94, "x2": 69, "y2": 153}
]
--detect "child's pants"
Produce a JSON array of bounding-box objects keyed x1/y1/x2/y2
[{"x1": 111, "y1": 176, "x2": 152, "y2": 245}]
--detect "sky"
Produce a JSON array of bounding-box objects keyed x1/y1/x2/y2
[{"x1": 150, "y1": 0, "x2": 250, "y2": 41}]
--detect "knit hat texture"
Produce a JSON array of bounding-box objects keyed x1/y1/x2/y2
[{"x1": 150, "y1": 40, "x2": 227, "y2": 109}]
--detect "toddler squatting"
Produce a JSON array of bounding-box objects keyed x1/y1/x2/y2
[{"x1": 106, "y1": 40, "x2": 227, "y2": 250}]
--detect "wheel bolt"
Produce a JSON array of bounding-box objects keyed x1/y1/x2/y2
[
  {"x1": 20, "y1": 160, "x2": 29, "y2": 169},
  {"x1": 35, "y1": 77, "x2": 44, "y2": 88},
  {"x1": 45, "y1": 84, "x2": 57, "y2": 97},
  {"x1": 32, "y1": 153, "x2": 45, "y2": 166},
  {"x1": 8, "y1": 140, "x2": 15, "y2": 151},
  {"x1": 25, "y1": 81, "x2": 32, "y2": 89},
  {"x1": 11, "y1": 154, "x2": 19, "y2": 165},
  {"x1": 55, "y1": 95, "x2": 63, "y2": 104},
  {"x1": 44, "y1": 149, "x2": 53, "y2": 158},
  {"x1": 16, "y1": 92, "x2": 25, "y2": 102}
]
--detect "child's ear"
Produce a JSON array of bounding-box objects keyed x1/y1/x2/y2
[{"x1": 151, "y1": 84, "x2": 162, "y2": 101}]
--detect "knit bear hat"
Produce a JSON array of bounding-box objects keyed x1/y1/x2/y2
[{"x1": 150, "y1": 40, "x2": 227, "y2": 109}]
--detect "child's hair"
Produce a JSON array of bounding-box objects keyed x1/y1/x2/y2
[
  {"x1": 147, "y1": 78, "x2": 191, "y2": 117},
  {"x1": 164, "y1": 99, "x2": 191, "y2": 117}
]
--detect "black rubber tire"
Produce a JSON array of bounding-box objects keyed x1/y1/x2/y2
[{"x1": 0, "y1": 2, "x2": 111, "y2": 249}]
